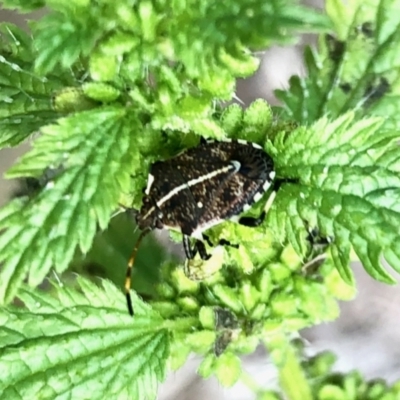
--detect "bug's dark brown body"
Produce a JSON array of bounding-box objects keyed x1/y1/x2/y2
[
  {"x1": 136, "y1": 139, "x2": 275, "y2": 239},
  {"x1": 126, "y1": 139, "x2": 275, "y2": 316}
]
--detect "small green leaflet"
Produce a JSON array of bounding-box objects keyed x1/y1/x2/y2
[
  {"x1": 0, "y1": 107, "x2": 138, "y2": 304},
  {"x1": 0, "y1": 278, "x2": 169, "y2": 399},
  {"x1": 267, "y1": 112, "x2": 400, "y2": 285},
  {"x1": 276, "y1": 0, "x2": 400, "y2": 131}
]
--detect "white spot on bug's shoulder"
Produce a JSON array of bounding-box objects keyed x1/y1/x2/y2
[
  {"x1": 237, "y1": 139, "x2": 247, "y2": 145},
  {"x1": 197, "y1": 201, "x2": 203, "y2": 208},
  {"x1": 45, "y1": 181, "x2": 55, "y2": 189},
  {"x1": 231, "y1": 160, "x2": 241, "y2": 171},
  {"x1": 253, "y1": 192, "x2": 263, "y2": 203},
  {"x1": 222, "y1": 138, "x2": 232, "y2": 142},
  {"x1": 206, "y1": 139, "x2": 215, "y2": 143},
  {"x1": 299, "y1": 192, "x2": 305, "y2": 199},
  {"x1": 242, "y1": 203, "x2": 251, "y2": 212},
  {"x1": 251, "y1": 142, "x2": 262, "y2": 149},
  {"x1": 145, "y1": 173, "x2": 155, "y2": 195}
]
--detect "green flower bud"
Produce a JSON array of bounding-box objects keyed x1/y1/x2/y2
[
  {"x1": 269, "y1": 262, "x2": 292, "y2": 283},
  {"x1": 242, "y1": 99, "x2": 273, "y2": 144},
  {"x1": 138, "y1": 1, "x2": 157, "y2": 41},
  {"x1": 198, "y1": 353, "x2": 216, "y2": 379},
  {"x1": 170, "y1": 267, "x2": 199, "y2": 294},
  {"x1": 231, "y1": 335, "x2": 259, "y2": 355},
  {"x1": 270, "y1": 292, "x2": 297, "y2": 317},
  {"x1": 221, "y1": 104, "x2": 244, "y2": 136},
  {"x1": 257, "y1": 391, "x2": 282, "y2": 400},
  {"x1": 199, "y1": 306, "x2": 216, "y2": 330},
  {"x1": 215, "y1": 352, "x2": 242, "y2": 387},
  {"x1": 99, "y1": 32, "x2": 139, "y2": 56},
  {"x1": 169, "y1": 335, "x2": 191, "y2": 371},
  {"x1": 177, "y1": 296, "x2": 200, "y2": 313},
  {"x1": 239, "y1": 280, "x2": 261, "y2": 312},
  {"x1": 318, "y1": 384, "x2": 347, "y2": 400},
  {"x1": 280, "y1": 244, "x2": 303, "y2": 271},
  {"x1": 250, "y1": 303, "x2": 267, "y2": 320},
  {"x1": 198, "y1": 68, "x2": 236, "y2": 98},
  {"x1": 257, "y1": 269, "x2": 274, "y2": 302},
  {"x1": 155, "y1": 282, "x2": 176, "y2": 299},
  {"x1": 52, "y1": 87, "x2": 96, "y2": 113},
  {"x1": 150, "y1": 301, "x2": 180, "y2": 318},
  {"x1": 213, "y1": 284, "x2": 243, "y2": 313},
  {"x1": 308, "y1": 351, "x2": 336, "y2": 377},
  {"x1": 82, "y1": 83, "x2": 121, "y2": 102},
  {"x1": 367, "y1": 379, "x2": 388, "y2": 398},
  {"x1": 219, "y1": 48, "x2": 259, "y2": 77},
  {"x1": 89, "y1": 50, "x2": 118, "y2": 81},
  {"x1": 186, "y1": 330, "x2": 216, "y2": 354}
]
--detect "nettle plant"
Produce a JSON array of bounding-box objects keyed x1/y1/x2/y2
[{"x1": 1, "y1": 0, "x2": 400, "y2": 399}]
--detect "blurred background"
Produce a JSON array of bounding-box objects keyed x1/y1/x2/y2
[{"x1": 1, "y1": 5, "x2": 400, "y2": 399}]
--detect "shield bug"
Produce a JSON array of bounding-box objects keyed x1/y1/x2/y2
[{"x1": 125, "y1": 138, "x2": 276, "y2": 315}]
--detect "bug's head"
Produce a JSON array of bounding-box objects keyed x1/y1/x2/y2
[{"x1": 135, "y1": 195, "x2": 164, "y2": 230}]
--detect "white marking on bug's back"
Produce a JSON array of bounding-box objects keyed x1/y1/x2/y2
[
  {"x1": 251, "y1": 142, "x2": 262, "y2": 149},
  {"x1": 154, "y1": 164, "x2": 236, "y2": 211},
  {"x1": 237, "y1": 139, "x2": 247, "y2": 145},
  {"x1": 145, "y1": 173, "x2": 155, "y2": 195},
  {"x1": 197, "y1": 201, "x2": 203, "y2": 208},
  {"x1": 253, "y1": 192, "x2": 263, "y2": 203},
  {"x1": 263, "y1": 181, "x2": 272, "y2": 191},
  {"x1": 269, "y1": 171, "x2": 276, "y2": 180}
]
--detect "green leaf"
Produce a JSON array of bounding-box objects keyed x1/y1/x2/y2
[
  {"x1": 267, "y1": 113, "x2": 400, "y2": 285},
  {"x1": 0, "y1": 0, "x2": 45, "y2": 12},
  {"x1": 276, "y1": 0, "x2": 400, "y2": 130},
  {"x1": 33, "y1": 11, "x2": 103, "y2": 75},
  {"x1": 71, "y1": 213, "x2": 176, "y2": 296},
  {"x1": 0, "y1": 107, "x2": 139, "y2": 304},
  {"x1": 0, "y1": 23, "x2": 67, "y2": 148},
  {"x1": 0, "y1": 277, "x2": 169, "y2": 399}
]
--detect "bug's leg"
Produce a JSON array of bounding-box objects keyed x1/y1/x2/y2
[
  {"x1": 195, "y1": 240, "x2": 212, "y2": 260},
  {"x1": 202, "y1": 233, "x2": 239, "y2": 249},
  {"x1": 124, "y1": 229, "x2": 150, "y2": 316},
  {"x1": 183, "y1": 234, "x2": 211, "y2": 260},
  {"x1": 183, "y1": 234, "x2": 211, "y2": 278},
  {"x1": 238, "y1": 211, "x2": 266, "y2": 227},
  {"x1": 183, "y1": 234, "x2": 196, "y2": 259},
  {"x1": 237, "y1": 178, "x2": 299, "y2": 227}
]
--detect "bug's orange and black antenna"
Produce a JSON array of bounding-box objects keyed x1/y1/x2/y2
[{"x1": 125, "y1": 228, "x2": 151, "y2": 316}]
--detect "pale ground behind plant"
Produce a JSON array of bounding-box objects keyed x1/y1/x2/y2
[{"x1": 1, "y1": 8, "x2": 400, "y2": 400}]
